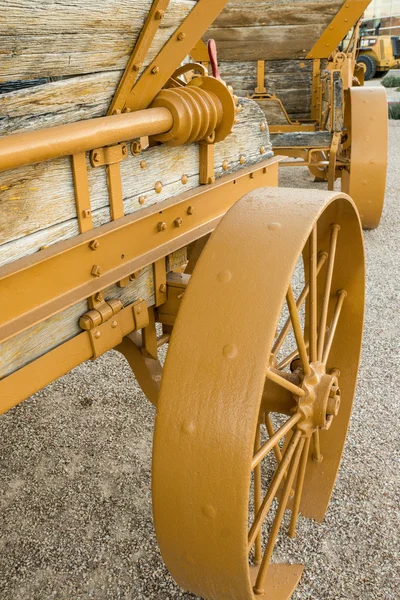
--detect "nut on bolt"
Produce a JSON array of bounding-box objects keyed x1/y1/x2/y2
[
  {"x1": 91, "y1": 265, "x2": 103, "y2": 277},
  {"x1": 89, "y1": 239, "x2": 100, "y2": 251},
  {"x1": 159, "y1": 283, "x2": 167, "y2": 294},
  {"x1": 131, "y1": 141, "x2": 142, "y2": 155},
  {"x1": 157, "y1": 221, "x2": 167, "y2": 232},
  {"x1": 187, "y1": 205, "x2": 194, "y2": 215},
  {"x1": 174, "y1": 217, "x2": 183, "y2": 228}
]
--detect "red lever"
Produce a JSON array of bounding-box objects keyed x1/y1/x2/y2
[{"x1": 207, "y1": 39, "x2": 221, "y2": 80}]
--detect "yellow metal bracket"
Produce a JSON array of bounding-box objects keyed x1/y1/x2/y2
[
  {"x1": 307, "y1": 0, "x2": 371, "y2": 59},
  {"x1": 125, "y1": 0, "x2": 231, "y2": 111},
  {"x1": 108, "y1": 0, "x2": 171, "y2": 115},
  {"x1": 89, "y1": 143, "x2": 128, "y2": 168}
]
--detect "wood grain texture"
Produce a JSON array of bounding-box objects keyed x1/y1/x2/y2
[
  {"x1": 271, "y1": 131, "x2": 332, "y2": 147},
  {"x1": 204, "y1": 0, "x2": 344, "y2": 60},
  {"x1": 0, "y1": 0, "x2": 196, "y2": 81},
  {"x1": 218, "y1": 60, "x2": 313, "y2": 120},
  {"x1": 0, "y1": 97, "x2": 271, "y2": 264}
]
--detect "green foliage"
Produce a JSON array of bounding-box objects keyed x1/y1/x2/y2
[
  {"x1": 381, "y1": 74, "x2": 400, "y2": 88},
  {"x1": 389, "y1": 103, "x2": 400, "y2": 119}
]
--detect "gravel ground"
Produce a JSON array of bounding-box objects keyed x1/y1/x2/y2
[{"x1": 0, "y1": 123, "x2": 399, "y2": 600}]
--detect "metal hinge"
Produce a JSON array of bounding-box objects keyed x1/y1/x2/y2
[{"x1": 79, "y1": 298, "x2": 149, "y2": 359}]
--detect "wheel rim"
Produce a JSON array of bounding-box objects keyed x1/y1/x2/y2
[
  {"x1": 341, "y1": 86, "x2": 388, "y2": 229},
  {"x1": 153, "y1": 188, "x2": 364, "y2": 600}
]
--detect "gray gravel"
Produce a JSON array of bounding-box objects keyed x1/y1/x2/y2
[{"x1": 0, "y1": 123, "x2": 399, "y2": 600}]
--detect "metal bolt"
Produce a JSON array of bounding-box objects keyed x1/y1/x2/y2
[
  {"x1": 151, "y1": 66, "x2": 160, "y2": 75},
  {"x1": 140, "y1": 160, "x2": 147, "y2": 169},
  {"x1": 157, "y1": 221, "x2": 167, "y2": 232},
  {"x1": 159, "y1": 284, "x2": 167, "y2": 293},
  {"x1": 132, "y1": 64, "x2": 139, "y2": 72},
  {"x1": 94, "y1": 330, "x2": 101, "y2": 339},
  {"x1": 174, "y1": 217, "x2": 183, "y2": 228},
  {"x1": 83, "y1": 208, "x2": 92, "y2": 218},
  {"x1": 181, "y1": 174, "x2": 188, "y2": 184},
  {"x1": 122, "y1": 144, "x2": 128, "y2": 155},
  {"x1": 177, "y1": 32, "x2": 186, "y2": 41},
  {"x1": 111, "y1": 320, "x2": 118, "y2": 329},
  {"x1": 89, "y1": 239, "x2": 100, "y2": 251},
  {"x1": 92, "y1": 152, "x2": 100, "y2": 163},
  {"x1": 91, "y1": 265, "x2": 102, "y2": 277},
  {"x1": 155, "y1": 181, "x2": 163, "y2": 193},
  {"x1": 239, "y1": 155, "x2": 245, "y2": 165},
  {"x1": 95, "y1": 293, "x2": 104, "y2": 304},
  {"x1": 131, "y1": 141, "x2": 142, "y2": 155},
  {"x1": 138, "y1": 196, "x2": 145, "y2": 205},
  {"x1": 260, "y1": 122, "x2": 266, "y2": 132},
  {"x1": 155, "y1": 9, "x2": 165, "y2": 19},
  {"x1": 260, "y1": 146, "x2": 266, "y2": 154},
  {"x1": 187, "y1": 205, "x2": 194, "y2": 215},
  {"x1": 222, "y1": 160, "x2": 229, "y2": 171}
]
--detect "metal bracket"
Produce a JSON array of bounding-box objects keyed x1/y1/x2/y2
[
  {"x1": 90, "y1": 143, "x2": 128, "y2": 168},
  {"x1": 79, "y1": 298, "x2": 149, "y2": 359}
]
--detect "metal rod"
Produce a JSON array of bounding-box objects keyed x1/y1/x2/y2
[
  {"x1": 0, "y1": 107, "x2": 173, "y2": 172},
  {"x1": 248, "y1": 429, "x2": 302, "y2": 551},
  {"x1": 265, "y1": 414, "x2": 283, "y2": 464},
  {"x1": 254, "y1": 425, "x2": 262, "y2": 565},
  {"x1": 309, "y1": 226, "x2": 318, "y2": 363},
  {"x1": 317, "y1": 225, "x2": 340, "y2": 361},
  {"x1": 264, "y1": 370, "x2": 305, "y2": 400},
  {"x1": 286, "y1": 285, "x2": 311, "y2": 376},
  {"x1": 312, "y1": 429, "x2": 323, "y2": 463},
  {"x1": 272, "y1": 252, "x2": 327, "y2": 358},
  {"x1": 252, "y1": 413, "x2": 300, "y2": 471},
  {"x1": 322, "y1": 290, "x2": 347, "y2": 364},
  {"x1": 253, "y1": 437, "x2": 305, "y2": 595},
  {"x1": 289, "y1": 435, "x2": 311, "y2": 538}
]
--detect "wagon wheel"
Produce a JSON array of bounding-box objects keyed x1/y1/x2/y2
[
  {"x1": 341, "y1": 86, "x2": 388, "y2": 229},
  {"x1": 308, "y1": 150, "x2": 329, "y2": 182},
  {"x1": 153, "y1": 187, "x2": 364, "y2": 600}
]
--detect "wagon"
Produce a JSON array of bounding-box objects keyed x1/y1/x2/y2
[
  {"x1": 192, "y1": 0, "x2": 389, "y2": 228},
  {"x1": 0, "y1": 1, "x2": 366, "y2": 599}
]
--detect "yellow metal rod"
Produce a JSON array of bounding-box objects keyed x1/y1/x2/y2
[
  {"x1": 309, "y1": 226, "x2": 318, "y2": 363},
  {"x1": 265, "y1": 369, "x2": 305, "y2": 399},
  {"x1": 0, "y1": 107, "x2": 173, "y2": 172},
  {"x1": 254, "y1": 425, "x2": 262, "y2": 565},
  {"x1": 252, "y1": 412, "x2": 301, "y2": 471},
  {"x1": 286, "y1": 285, "x2": 311, "y2": 376},
  {"x1": 265, "y1": 414, "x2": 283, "y2": 464},
  {"x1": 318, "y1": 225, "x2": 340, "y2": 361},
  {"x1": 289, "y1": 435, "x2": 311, "y2": 538},
  {"x1": 322, "y1": 290, "x2": 347, "y2": 364}
]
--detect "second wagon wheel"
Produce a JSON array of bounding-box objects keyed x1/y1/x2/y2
[
  {"x1": 153, "y1": 188, "x2": 364, "y2": 600},
  {"x1": 341, "y1": 86, "x2": 388, "y2": 229}
]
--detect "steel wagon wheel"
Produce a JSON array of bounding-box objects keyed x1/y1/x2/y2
[
  {"x1": 153, "y1": 187, "x2": 364, "y2": 600},
  {"x1": 341, "y1": 86, "x2": 388, "y2": 229}
]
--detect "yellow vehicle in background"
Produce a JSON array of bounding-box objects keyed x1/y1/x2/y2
[{"x1": 358, "y1": 33, "x2": 400, "y2": 79}]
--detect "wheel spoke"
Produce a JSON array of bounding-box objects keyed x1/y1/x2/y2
[
  {"x1": 248, "y1": 429, "x2": 302, "y2": 551},
  {"x1": 271, "y1": 252, "x2": 327, "y2": 358},
  {"x1": 265, "y1": 414, "x2": 283, "y2": 464},
  {"x1": 254, "y1": 425, "x2": 262, "y2": 565},
  {"x1": 322, "y1": 290, "x2": 347, "y2": 364},
  {"x1": 286, "y1": 285, "x2": 311, "y2": 376},
  {"x1": 289, "y1": 435, "x2": 311, "y2": 538},
  {"x1": 276, "y1": 341, "x2": 309, "y2": 371},
  {"x1": 317, "y1": 225, "x2": 340, "y2": 361},
  {"x1": 312, "y1": 429, "x2": 323, "y2": 463},
  {"x1": 265, "y1": 368, "x2": 305, "y2": 398},
  {"x1": 253, "y1": 437, "x2": 306, "y2": 595},
  {"x1": 252, "y1": 412, "x2": 301, "y2": 470},
  {"x1": 309, "y1": 225, "x2": 318, "y2": 363}
]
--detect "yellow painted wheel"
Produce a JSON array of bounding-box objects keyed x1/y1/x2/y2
[
  {"x1": 153, "y1": 188, "x2": 365, "y2": 600},
  {"x1": 341, "y1": 87, "x2": 388, "y2": 229}
]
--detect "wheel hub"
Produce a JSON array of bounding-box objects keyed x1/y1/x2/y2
[{"x1": 295, "y1": 363, "x2": 341, "y2": 434}]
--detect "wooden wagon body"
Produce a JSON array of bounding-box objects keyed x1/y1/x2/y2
[
  {"x1": 193, "y1": 0, "x2": 389, "y2": 229},
  {"x1": 0, "y1": 2, "x2": 367, "y2": 599}
]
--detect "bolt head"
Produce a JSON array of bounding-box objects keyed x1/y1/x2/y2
[
  {"x1": 94, "y1": 330, "x2": 101, "y2": 339},
  {"x1": 181, "y1": 174, "x2": 188, "y2": 185},
  {"x1": 138, "y1": 196, "x2": 145, "y2": 205},
  {"x1": 155, "y1": 181, "x2": 163, "y2": 193},
  {"x1": 159, "y1": 284, "x2": 167, "y2": 294},
  {"x1": 222, "y1": 160, "x2": 229, "y2": 171},
  {"x1": 95, "y1": 292, "x2": 104, "y2": 303},
  {"x1": 157, "y1": 221, "x2": 167, "y2": 232},
  {"x1": 155, "y1": 9, "x2": 165, "y2": 19},
  {"x1": 111, "y1": 320, "x2": 118, "y2": 329},
  {"x1": 89, "y1": 240, "x2": 100, "y2": 251},
  {"x1": 91, "y1": 265, "x2": 102, "y2": 277},
  {"x1": 174, "y1": 217, "x2": 183, "y2": 228},
  {"x1": 239, "y1": 155, "x2": 245, "y2": 165},
  {"x1": 151, "y1": 66, "x2": 160, "y2": 75},
  {"x1": 187, "y1": 206, "x2": 194, "y2": 215},
  {"x1": 177, "y1": 32, "x2": 186, "y2": 41}
]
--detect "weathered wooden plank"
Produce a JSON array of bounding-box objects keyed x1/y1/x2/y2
[
  {"x1": 271, "y1": 131, "x2": 332, "y2": 147},
  {"x1": 0, "y1": 97, "x2": 272, "y2": 265},
  {"x1": 0, "y1": 0, "x2": 196, "y2": 81},
  {"x1": 212, "y1": 0, "x2": 344, "y2": 28},
  {"x1": 218, "y1": 60, "x2": 313, "y2": 120}
]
